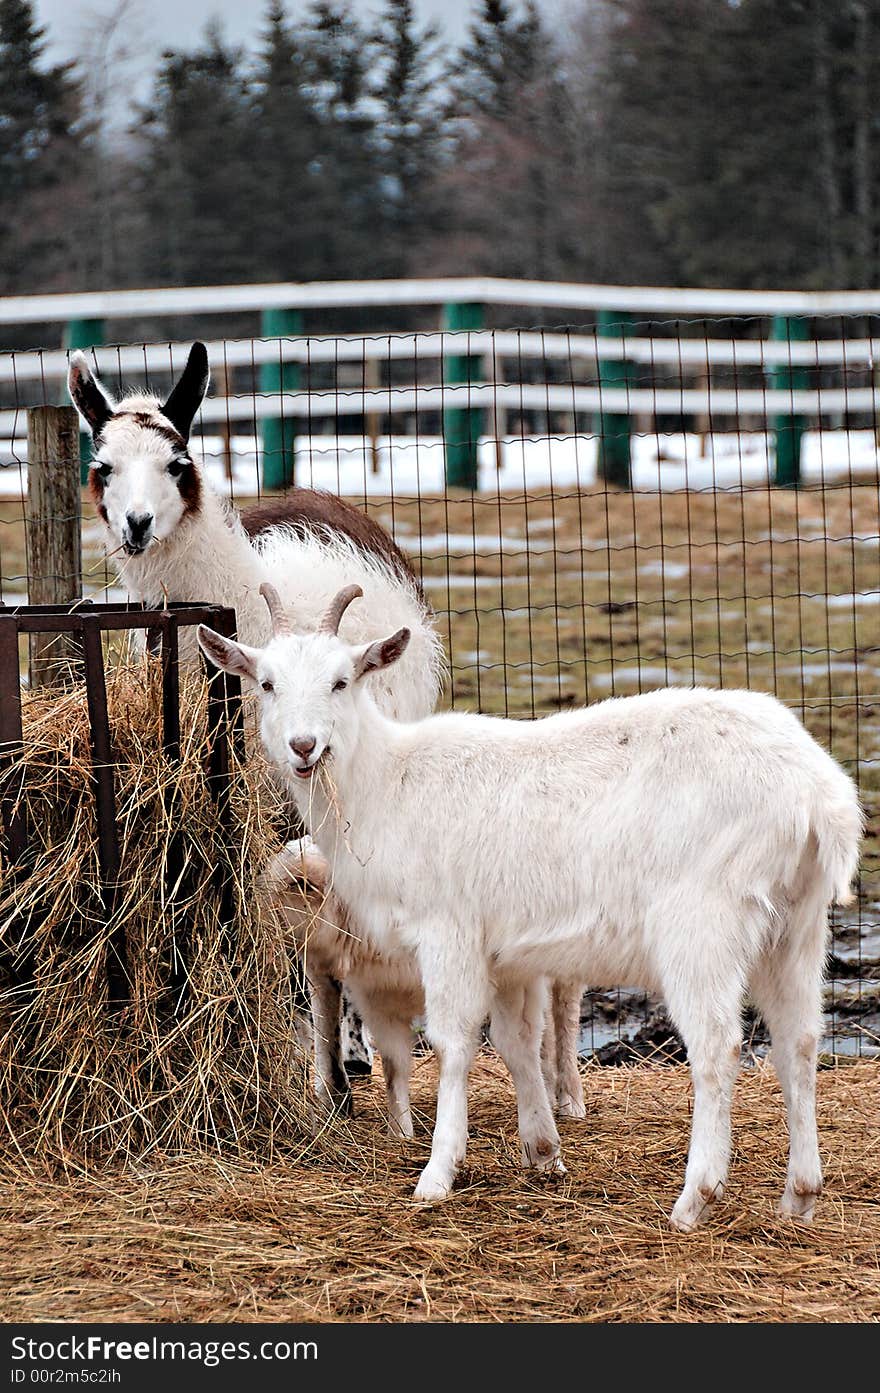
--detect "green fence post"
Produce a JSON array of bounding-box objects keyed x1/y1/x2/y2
[
  {"x1": 64, "y1": 318, "x2": 104, "y2": 483},
  {"x1": 594, "y1": 309, "x2": 633, "y2": 488},
  {"x1": 443, "y1": 302, "x2": 483, "y2": 490},
  {"x1": 770, "y1": 315, "x2": 808, "y2": 487},
  {"x1": 260, "y1": 307, "x2": 303, "y2": 490}
]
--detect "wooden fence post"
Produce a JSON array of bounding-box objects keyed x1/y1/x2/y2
[
  {"x1": 594, "y1": 309, "x2": 634, "y2": 488},
  {"x1": 63, "y1": 318, "x2": 104, "y2": 483},
  {"x1": 770, "y1": 315, "x2": 808, "y2": 487},
  {"x1": 260, "y1": 308, "x2": 303, "y2": 490},
  {"x1": 26, "y1": 406, "x2": 82, "y2": 688},
  {"x1": 443, "y1": 301, "x2": 483, "y2": 490}
]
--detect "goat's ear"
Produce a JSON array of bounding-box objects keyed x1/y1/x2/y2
[
  {"x1": 197, "y1": 624, "x2": 260, "y2": 683},
  {"x1": 68, "y1": 352, "x2": 114, "y2": 437},
  {"x1": 352, "y1": 627, "x2": 410, "y2": 681},
  {"x1": 162, "y1": 342, "x2": 209, "y2": 441}
]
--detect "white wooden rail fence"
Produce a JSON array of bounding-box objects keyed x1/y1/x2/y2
[{"x1": 1, "y1": 278, "x2": 879, "y2": 486}]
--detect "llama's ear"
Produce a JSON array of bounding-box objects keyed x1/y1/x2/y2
[
  {"x1": 197, "y1": 625, "x2": 260, "y2": 683},
  {"x1": 162, "y1": 342, "x2": 209, "y2": 441},
  {"x1": 352, "y1": 627, "x2": 410, "y2": 682},
  {"x1": 68, "y1": 352, "x2": 114, "y2": 437}
]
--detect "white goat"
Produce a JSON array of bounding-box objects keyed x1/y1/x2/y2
[{"x1": 199, "y1": 584, "x2": 861, "y2": 1231}]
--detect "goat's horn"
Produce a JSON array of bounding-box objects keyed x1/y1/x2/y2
[
  {"x1": 318, "y1": 584, "x2": 364, "y2": 635},
  {"x1": 260, "y1": 582, "x2": 291, "y2": 636}
]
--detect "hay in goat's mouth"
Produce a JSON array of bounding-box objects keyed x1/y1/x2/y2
[{"x1": 0, "y1": 661, "x2": 312, "y2": 1169}]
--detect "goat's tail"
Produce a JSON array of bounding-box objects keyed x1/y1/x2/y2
[{"x1": 811, "y1": 770, "x2": 863, "y2": 907}]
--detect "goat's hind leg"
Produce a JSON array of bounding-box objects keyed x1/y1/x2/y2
[
  {"x1": 492, "y1": 978, "x2": 564, "y2": 1175},
  {"x1": 551, "y1": 980, "x2": 586, "y2": 1118},
  {"x1": 661, "y1": 914, "x2": 746, "y2": 1232},
  {"x1": 750, "y1": 890, "x2": 826, "y2": 1223}
]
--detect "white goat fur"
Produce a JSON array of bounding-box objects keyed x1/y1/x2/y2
[{"x1": 199, "y1": 607, "x2": 861, "y2": 1230}]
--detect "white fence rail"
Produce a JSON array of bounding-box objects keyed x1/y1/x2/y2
[{"x1": 4, "y1": 275, "x2": 880, "y2": 324}]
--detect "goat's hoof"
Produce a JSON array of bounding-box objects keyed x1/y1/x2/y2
[
  {"x1": 670, "y1": 1182, "x2": 723, "y2": 1232},
  {"x1": 388, "y1": 1115, "x2": 415, "y2": 1141},
  {"x1": 413, "y1": 1167, "x2": 453, "y2": 1204},
  {"x1": 556, "y1": 1094, "x2": 587, "y2": 1120},
  {"x1": 316, "y1": 1087, "x2": 353, "y2": 1118},
  {"x1": 777, "y1": 1181, "x2": 821, "y2": 1223}
]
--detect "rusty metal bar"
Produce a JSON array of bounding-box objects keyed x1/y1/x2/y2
[
  {"x1": 0, "y1": 615, "x2": 27, "y2": 864},
  {"x1": 81, "y1": 615, "x2": 126, "y2": 1003},
  {"x1": 203, "y1": 608, "x2": 243, "y2": 932}
]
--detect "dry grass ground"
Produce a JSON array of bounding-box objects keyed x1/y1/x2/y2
[
  {"x1": 1, "y1": 480, "x2": 878, "y2": 1324},
  {"x1": 0, "y1": 1053, "x2": 877, "y2": 1324}
]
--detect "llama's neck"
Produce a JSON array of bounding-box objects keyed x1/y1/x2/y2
[{"x1": 115, "y1": 489, "x2": 272, "y2": 649}]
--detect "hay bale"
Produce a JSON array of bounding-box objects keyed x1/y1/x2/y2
[{"x1": 0, "y1": 661, "x2": 311, "y2": 1166}]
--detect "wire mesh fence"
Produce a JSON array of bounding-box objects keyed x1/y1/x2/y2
[{"x1": 1, "y1": 313, "x2": 878, "y2": 1063}]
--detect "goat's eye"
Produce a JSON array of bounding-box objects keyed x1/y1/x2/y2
[
  {"x1": 261, "y1": 680, "x2": 274, "y2": 694},
  {"x1": 332, "y1": 678, "x2": 347, "y2": 692}
]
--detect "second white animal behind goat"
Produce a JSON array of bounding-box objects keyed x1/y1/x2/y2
[{"x1": 199, "y1": 584, "x2": 861, "y2": 1231}]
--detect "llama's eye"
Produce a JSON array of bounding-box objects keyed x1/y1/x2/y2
[
  {"x1": 261, "y1": 680, "x2": 274, "y2": 694},
  {"x1": 332, "y1": 679, "x2": 347, "y2": 692},
  {"x1": 94, "y1": 461, "x2": 112, "y2": 479},
  {"x1": 167, "y1": 457, "x2": 187, "y2": 478}
]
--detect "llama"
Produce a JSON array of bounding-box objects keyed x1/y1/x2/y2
[{"x1": 198, "y1": 584, "x2": 861, "y2": 1230}]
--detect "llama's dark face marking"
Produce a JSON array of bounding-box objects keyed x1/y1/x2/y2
[{"x1": 69, "y1": 345, "x2": 209, "y2": 558}]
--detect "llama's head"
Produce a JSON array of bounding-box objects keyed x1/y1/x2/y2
[
  {"x1": 68, "y1": 342, "x2": 209, "y2": 556},
  {"x1": 197, "y1": 583, "x2": 410, "y2": 783}
]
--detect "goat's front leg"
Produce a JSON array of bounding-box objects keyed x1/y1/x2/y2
[
  {"x1": 414, "y1": 937, "x2": 489, "y2": 1203},
  {"x1": 491, "y1": 978, "x2": 564, "y2": 1174},
  {"x1": 309, "y1": 973, "x2": 353, "y2": 1117}
]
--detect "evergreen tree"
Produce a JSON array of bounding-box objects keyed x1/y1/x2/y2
[
  {"x1": 0, "y1": 0, "x2": 87, "y2": 292},
  {"x1": 250, "y1": 1, "x2": 322, "y2": 282},
  {"x1": 369, "y1": 0, "x2": 448, "y2": 274},
  {"x1": 136, "y1": 26, "x2": 257, "y2": 285},
  {"x1": 300, "y1": 1, "x2": 381, "y2": 278},
  {"x1": 440, "y1": 0, "x2": 577, "y2": 279}
]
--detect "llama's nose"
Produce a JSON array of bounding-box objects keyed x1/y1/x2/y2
[
  {"x1": 125, "y1": 511, "x2": 153, "y2": 544},
  {"x1": 289, "y1": 736, "x2": 317, "y2": 760}
]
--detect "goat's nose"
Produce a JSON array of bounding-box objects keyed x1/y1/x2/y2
[
  {"x1": 289, "y1": 736, "x2": 317, "y2": 759},
  {"x1": 125, "y1": 511, "x2": 153, "y2": 542}
]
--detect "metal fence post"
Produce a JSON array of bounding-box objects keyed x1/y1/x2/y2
[
  {"x1": 64, "y1": 318, "x2": 104, "y2": 483},
  {"x1": 25, "y1": 406, "x2": 83, "y2": 688},
  {"x1": 594, "y1": 309, "x2": 633, "y2": 488},
  {"x1": 260, "y1": 307, "x2": 302, "y2": 490},
  {"x1": 443, "y1": 302, "x2": 483, "y2": 490},
  {"x1": 771, "y1": 315, "x2": 808, "y2": 487}
]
